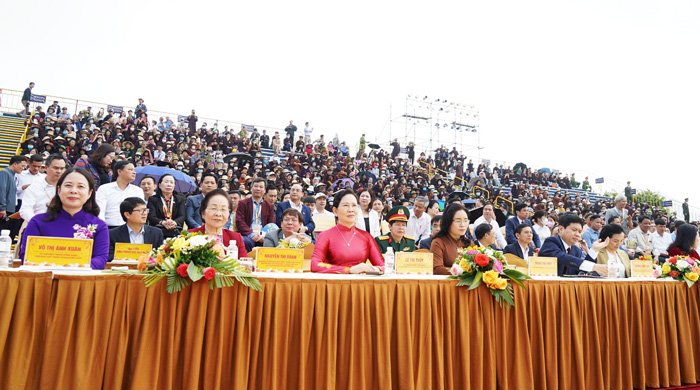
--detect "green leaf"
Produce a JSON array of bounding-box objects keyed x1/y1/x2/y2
[
  {"x1": 684, "y1": 276, "x2": 695, "y2": 288},
  {"x1": 187, "y1": 262, "x2": 204, "y2": 282},
  {"x1": 467, "y1": 271, "x2": 483, "y2": 290},
  {"x1": 504, "y1": 269, "x2": 531, "y2": 280},
  {"x1": 456, "y1": 278, "x2": 473, "y2": 287}
]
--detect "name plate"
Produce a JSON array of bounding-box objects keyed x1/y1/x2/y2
[
  {"x1": 630, "y1": 260, "x2": 654, "y2": 278},
  {"x1": 114, "y1": 243, "x2": 152, "y2": 260},
  {"x1": 529, "y1": 256, "x2": 557, "y2": 277},
  {"x1": 24, "y1": 236, "x2": 92, "y2": 267},
  {"x1": 395, "y1": 252, "x2": 433, "y2": 275},
  {"x1": 256, "y1": 248, "x2": 304, "y2": 272}
]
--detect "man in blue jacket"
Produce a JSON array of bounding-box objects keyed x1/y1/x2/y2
[
  {"x1": 539, "y1": 214, "x2": 609, "y2": 276},
  {"x1": 276, "y1": 183, "x2": 314, "y2": 235},
  {"x1": 505, "y1": 203, "x2": 541, "y2": 247},
  {"x1": 185, "y1": 172, "x2": 218, "y2": 229}
]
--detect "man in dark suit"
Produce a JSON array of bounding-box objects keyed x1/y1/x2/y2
[
  {"x1": 503, "y1": 224, "x2": 536, "y2": 262},
  {"x1": 185, "y1": 172, "x2": 218, "y2": 229},
  {"x1": 539, "y1": 214, "x2": 609, "y2": 276},
  {"x1": 235, "y1": 178, "x2": 276, "y2": 251},
  {"x1": 505, "y1": 203, "x2": 541, "y2": 247},
  {"x1": 109, "y1": 197, "x2": 164, "y2": 260},
  {"x1": 275, "y1": 183, "x2": 315, "y2": 235}
]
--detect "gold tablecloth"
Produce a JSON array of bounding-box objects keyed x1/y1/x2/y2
[{"x1": 0, "y1": 271, "x2": 698, "y2": 389}]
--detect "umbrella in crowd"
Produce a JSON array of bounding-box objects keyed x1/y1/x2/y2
[
  {"x1": 331, "y1": 178, "x2": 355, "y2": 190},
  {"x1": 450, "y1": 191, "x2": 469, "y2": 200},
  {"x1": 468, "y1": 206, "x2": 507, "y2": 227},
  {"x1": 513, "y1": 162, "x2": 527, "y2": 174},
  {"x1": 132, "y1": 166, "x2": 197, "y2": 193},
  {"x1": 539, "y1": 167, "x2": 552, "y2": 174},
  {"x1": 358, "y1": 171, "x2": 377, "y2": 182},
  {"x1": 368, "y1": 143, "x2": 381, "y2": 150},
  {"x1": 224, "y1": 152, "x2": 254, "y2": 165}
]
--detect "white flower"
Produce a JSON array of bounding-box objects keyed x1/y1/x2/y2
[
  {"x1": 450, "y1": 263, "x2": 464, "y2": 276},
  {"x1": 188, "y1": 235, "x2": 209, "y2": 248},
  {"x1": 485, "y1": 249, "x2": 494, "y2": 257},
  {"x1": 289, "y1": 238, "x2": 301, "y2": 248},
  {"x1": 677, "y1": 260, "x2": 691, "y2": 270},
  {"x1": 161, "y1": 256, "x2": 178, "y2": 271}
]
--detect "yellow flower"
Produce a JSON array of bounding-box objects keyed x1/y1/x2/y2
[
  {"x1": 460, "y1": 259, "x2": 468, "y2": 269},
  {"x1": 686, "y1": 272, "x2": 699, "y2": 282},
  {"x1": 493, "y1": 278, "x2": 508, "y2": 290},
  {"x1": 156, "y1": 253, "x2": 164, "y2": 264},
  {"x1": 170, "y1": 237, "x2": 188, "y2": 252},
  {"x1": 662, "y1": 264, "x2": 671, "y2": 275},
  {"x1": 464, "y1": 262, "x2": 473, "y2": 273},
  {"x1": 482, "y1": 270, "x2": 499, "y2": 286}
]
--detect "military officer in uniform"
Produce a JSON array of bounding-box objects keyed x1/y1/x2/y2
[{"x1": 375, "y1": 205, "x2": 416, "y2": 254}]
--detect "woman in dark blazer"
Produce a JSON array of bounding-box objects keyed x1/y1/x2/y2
[{"x1": 147, "y1": 174, "x2": 186, "y2": 238}]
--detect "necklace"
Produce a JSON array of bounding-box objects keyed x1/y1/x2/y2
[{"x1": 336, "y1": 225, "x2": 357, "y2": 247}]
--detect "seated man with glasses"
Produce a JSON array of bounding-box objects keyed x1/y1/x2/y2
[
  {"x1": 263, "y1": 208, "x2": 313, "y2": 247},
  {"x1": 109, "y1": 197, "x2": 164, "y2": 260}
]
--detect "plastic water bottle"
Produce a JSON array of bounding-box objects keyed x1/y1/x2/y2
[
  {"x1": 607, "y1": 257, "x2": 617, "y2": 279},
  {"x1": 384, "y1": 247, "x2": 395, "y2": 275},
  {"x1": 0, "y1": 230, "x2": 12, "y2": 268},
  {"x1": 227, "y1": 240, "x2": 239, "y2": 261}
]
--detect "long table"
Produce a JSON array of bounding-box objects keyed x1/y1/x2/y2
[{"x1": 1, "y1": 270, "x2": 699, "y2": 389}]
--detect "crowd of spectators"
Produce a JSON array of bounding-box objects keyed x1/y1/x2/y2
[{"x1": 4, "y1": 93, "x2": 692, "y2": 258}]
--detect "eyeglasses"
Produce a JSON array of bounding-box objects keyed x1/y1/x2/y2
[
  {"x1": 131, "y1": 208, "x2": 149, "y2": 215},
  {"x1": 206, "y1": 207, "x2": 230, "y2": 214}
]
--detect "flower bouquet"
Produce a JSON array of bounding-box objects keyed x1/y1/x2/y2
[
  {"x1": 448, "y1": 246, "x2": 531, "y2": 308},
  {"x1": 659, "y1": 255, "x2": 700, "y2": 287},
  {"x1": 133, "y1": 232, "x2": 262, "y2": 294}
]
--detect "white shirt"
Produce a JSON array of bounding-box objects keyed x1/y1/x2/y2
[
  {"x1": 605, "y1": 249, "x2": 627, "y2": 278},
  {"x1": 473, "y1": 216, "x2": 507, "y2": 249},
  {"x1": 289, "y1": 200, "x2": 303, "y2": 212},
  {"x1": 653, "y1": 230, "x2": 673, "y2": 256},
  {"x1": 406, "y1": 210, "x2": 431, "y2": 242},
  {"x1": 533, "y1": 223, "x2": 551, "y2": 240},
  {"x1": 313, "y1": 207, "x2": 333, "y2": 216},
  {"x1": 96, "y1": 182, "x2": 145, "y2": 226},
  {"x1": 19, "y1": 178, "x2": 55, "y2": 221},
  {"x1": 519, "y1": 243, "x2": 531, "y2": 264},
  {"x1": 628, "y1": 227, "x2": 655, "y2": 256},
  {"x1": 127, "y1": 225, "x2": 145, "y2": 244},
  {"x1": 16, "y1": 170, "x2": 45, "y2": 200}
]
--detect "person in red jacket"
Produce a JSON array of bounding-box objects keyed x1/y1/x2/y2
[{"x1": 188, "y1": 189, "x2": 247, "y2": 259}]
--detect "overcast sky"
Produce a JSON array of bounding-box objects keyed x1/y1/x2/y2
[{"x1": 3, "y1": 0, "x2": 699, "y2": 210}]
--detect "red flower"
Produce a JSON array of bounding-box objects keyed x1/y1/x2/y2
[
  {"x1": 177, "y1": 264, "x2": 189, "y2": 278},
  {"x1": 203, "y1": 267, "x2": 216, "y2": 281},
  {"x1": 669, "y1": 270, "x2": 680, "y2": 278},
  {"x1": 668, "y1": 257, "x2": 677, "y2": 265},
  {"x1": 474, "y1": 254, "x2": 490, "y2": 267}
]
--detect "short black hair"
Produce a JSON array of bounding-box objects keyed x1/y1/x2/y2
[
  {"x1": 139, "y1": 175, "x2": 156, "y2": 186},
  {"x1": 607, "y1": 215, "x2": 620, "y2": 224},
  {"x1": 430, "y1": 215, "x2": 442, "y2": 225},
  {"x1": 228, "y1": 190, "x2": 242, "y2": 197},
  {"x1": 45, "y1": 154, "x2": 67, "y2": 168},
  {"x1": 120, "y1": 197, "x2": 146, "y2": 222},
  {"x1": 29, "y1": 154, "x2": 43, "y2": 163},
  {"x1": 251, "y1": 177, "x2": 266, "y2": 187},
  {"x1": 266, "y1": 184, "x2": 278, "y2": 193},
  {"x1": 201, "y1": 172, "x2": 218, "y2": 185},
  {"x1": 599, "y1": 223, "x2": 625, "y2": 241},
  {"x1": 281, "y1": 208, "x2": 303, "y2": 224},
  {"x1": 9, "y1": 155, "x2": 27, "y2": 166},
  {"x1": 514, "y1": 223, "x2": 531, "y2": 236},
  {"x1": 514, "y1": 203, "x2": 528, "y2": 212},
  {"x1": 112, "y1": 160, "x2": 133, "y2": 178},
  {"x1": 559, "y1": 214, "x2": 584, "y2": 229},
  {"x1": 333, "y1": 189, "x2": 358, "y2": 209},
  {"x1": 655, "y1": 218, "x2": 666, "y2": 226},
  {"x1": 302, "y1": 196, "x2": 315, "y2": 204},
  {"x1": 589, "y1": 214, "x2": 601, "y2": 222},
  {"x1": 474, "y1": 223, "x2": 493, "y2": 240},
  {"x1": 638, "y1": 215, "x2": 651, "y2": 223}
]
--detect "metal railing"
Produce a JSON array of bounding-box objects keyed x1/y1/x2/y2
[
  {"x1": 495, "y1": 196, "x2": 513, "y2": 213},
  {"x1": 0, "y1": 88, "x2": 284, "y2": 134},
  {"x1": 15, "y1": 112, "x2": 32, "y2": 155}
]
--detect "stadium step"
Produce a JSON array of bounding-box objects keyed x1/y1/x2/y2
[{"x1": 0, "y1": 114, "x2": 27, "y2": 168}]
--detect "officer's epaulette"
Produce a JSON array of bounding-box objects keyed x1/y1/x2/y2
[
  {"x1": 404, "y1": 235, "x2": 415, "y2": 241},
  {"x1": 377, "y1": 235, "x2": 390, "y2": 240}
]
